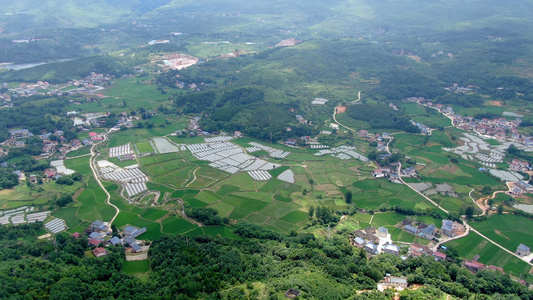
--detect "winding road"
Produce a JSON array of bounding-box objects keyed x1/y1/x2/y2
[
  {"x1": 89, "y1": 129, "x2": 120, "y2": 225},
  {"x1": 333, "y1": 91, "x2": 361, "y2": 132}
]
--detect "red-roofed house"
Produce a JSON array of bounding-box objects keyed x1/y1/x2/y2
[
  {"x1": 92, "y1": 247, "x2": 108, "y2": 257},
  {"x1": 89, "y1": 239, "x2": 103, "y2": 247},
  {"x1": 44, "y1": 168, "x2": 57, "y2": 178},
  {"x1": 70, "y1": 232, "x2": 80, "y2": 239},
  {"x1": 464, "y1": 261, "x2": 486, "y2": 273},
  {"x1": 89, "y1": 132, "x2": 97, "y2": 138},
  {"x1": 433, "y1": 252, "x2": 447, "y2": 261}
]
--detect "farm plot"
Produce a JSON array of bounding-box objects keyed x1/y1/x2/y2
[
  {"x1": 205, "y1": 136, "x2": 234, "y2": 143},
  {"x1": 248, "y1": 142, "x2": 290, "y2": 159},
  {"x1": 135, "y1": 141, "x2": 155, "y2": 153},
  {"x1": 351, "y1": 179, "x2": 436, "y2": 211},
  {"x1": 314, "y1": 145, "x2": 368, "y2": 162},
  {"x1": 442, "y1": 132, "x2": 508, "y2": 166},
  {"x1": 489, "y1": 169, "x2": 523, "y2": 182},
  {"x1": 0, "y1": 206, "x2": 50, "y2": 225},
  {"x1": 185, "y1": 141, "x2": 281, "y2": 177},
  {"x1": 51, "y1": 159, "x2": 76, "y2": 175},
  {"x1": 109, "y1": 144, "x2": 134, "y2": 158},
  {"x1": 45, "y1": 218, "x2": 67, "y2": 234},
  {"x1": 470, "y1": 214, "x2": 533, "y2": 253},
  {"x1": 152, "y1": 137, "x2": 180, "y2": 153},
  {"x1": 444, "y1": 231, "x2": 533, "y2": 280},
  {"x1": 97, "y1": 160, "x2": 149, "y2": 197}
]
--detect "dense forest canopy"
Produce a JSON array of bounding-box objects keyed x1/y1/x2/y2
[{"x1": 1, "y1": 224, "x2": 533, "y2": 299}]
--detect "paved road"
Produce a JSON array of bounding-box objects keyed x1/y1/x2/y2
[
  {"x1": 397, "y1": 162, "x2": 449, "y2": 214},
  {"x1": 89, "y1": 129, "x2": 120, "y2": 225},
  {"x1": 333, "y1": 91, "x2": 361, "y2": 132}
]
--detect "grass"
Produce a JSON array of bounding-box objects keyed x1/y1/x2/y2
[
  {"x1": 52, "y1": 207, "x2": 80, "y2": 228},
  {"x1": 470, "y1": 214, "x2": 533, "y2": 253},
  {"x1": 123, "y1": 260, "x2": 150, "y2": 274},
  {"x1": 140, "y1": 208, "x2": 168, "y2": 221},
  {"x1": 226, "y1": 196, "x2": 270, "y2": 219},
  {"x1": 64, "y1": 156, "x2": 92, "y2": 176},
  {"x1": 76, "y1": 178, "x2": 116, "y2": 222},
  {"x1": 280, "y1": 210, "x2": 309, "y2": 223},
  {"x1": 444, "y1": 231, "x2": 533, "y2": 281},
  {"x1": 135, "y1": 141, "x2": 155, "y2": 153},
  {"x1": 162, "y1": 217, "x2": 198, "y2": 234},
  {"x1": 65, "y1": 146, "x2": 91, "y2": 157}
]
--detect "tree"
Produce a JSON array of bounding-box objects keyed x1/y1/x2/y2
[
  {"x1": 497, "y1": 204, "x2": 504, "y2": 214},
  {"x1": 345, "y1": 191, "x2": 353, "y2": 204},
  {"x1": 481, "y1": 185, "x2": 492, "y2": 196},
  {"x1": 308, "y1": 206, "x2": 315, "y2": 219},
  {"x1": 465, "y1": 206, "x2": 475, "y2": 218}
]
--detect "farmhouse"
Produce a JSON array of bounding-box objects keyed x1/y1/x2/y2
[
  {"x1": 354, "y1": 237, "x2": 365, "y2": 247},
  {"x1": 365, "y1": 242, "x2": 379, "y2": 255},
  {"x1": 433, "y1": 252, "x2": 447, "y2": 261},
  {"x1": 382, "y1": 244, "x2": 400, "y2": 256},
  {"x1": 516, "y1": 244, "x2": 531, "y2": 257},
  {"x1": 109, "y1": 236, "x2": 122, "y2": 246},
  {"x1": 377, "y1": 227, "x2": 388, "y2": 238},
  {"x1": 409, "y1": 243, "x2": 431, "y2": 257},
  {"x1": 379, "y1": 274, "x2": 408, "y2": 291},
  {"x1": 373, "y1": 169, "x2": 385, "y2": 178},
  {"x1": 441, "y1": 220, "x2": 455, "y2": 237},
  {"x1": 464, "y1": 261, "x2": 486, "y2": 273},
  {"x1": 92, "y1": 247, "x2": 108, "y2": 257},
  {"x1": 354, "y1": 230, "x2": 366, "y2": 238},
  {"x1": 404, "y1": 224, "x2": 419, "y2": 235},
  {"x1": 418, "y1": 224, "x2": 436, "y2": 240},
  {"x1": 516, "y1": 181, "x2": 533, "y2": 193},
  {"x1": 9, "y1": 129, "x2": 32, "y2": 139},
  {"x1": 131, "y1": 243, "x2": 142, "y2": 253},
  {"x1": 401, "y1": 167, "x2": 417, "y2": 177}
]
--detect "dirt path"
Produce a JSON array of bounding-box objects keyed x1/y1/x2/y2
[
  {"x1": 186, "y1": 167, "x2": 199, "y2": 187},
  {"x1": 65, "y1": 153, "x2": 92, "y2": 160}
]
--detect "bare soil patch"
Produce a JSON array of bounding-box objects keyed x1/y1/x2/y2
[{"x1": 487, "y1": 100, "x2": 504, "y2": 107}]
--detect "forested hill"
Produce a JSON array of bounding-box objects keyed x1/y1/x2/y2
[{"x1": 1, "y1": 223, "x2": 533, "y2": 299}]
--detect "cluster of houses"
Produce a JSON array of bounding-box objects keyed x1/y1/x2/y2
[
  {"x1": 0, "y1": 93, "x2": 12, "y2": 108},
  {"x1": 353, "y1": 226, "x2": 401, "y2": 256},
  {"x1": 403, "y1": 219, "x2": 464, "y2": 240},
  {"x1": 81, "y1": 220, "x2": 147, "y2": 257},
  {"x1": 411, "y1": 121, "x2": 431, "y2": 135},
  {"x1": 372, "y1": 163, "x2": 416, "y2": 183},
  {"x1": 1, "y1": 127, "x2": 86, "y2": 158},
  {"x1": 68, "y1": 72, "x2": 112, "y2": 88},
  {"x1": 444, "y1": 83, "x2": 477, "y2": 93},
  {"x1": 406, "y1": 96, "x2": 533, "y2": 147},
  {"x1": 408, "y1": 243, "x2": 447, "y2": 261},
  {"x1": 508, "y1": 159, "x2": 530, "y2": 172},
  {"x1": 9, "y1": 72, "x2": 112, "y2": 100}
]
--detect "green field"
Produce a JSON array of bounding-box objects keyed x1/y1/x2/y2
[
  {"x1": 162, "y1": 217, "x2": 198, "y2": 234},
  {"x1": 52, "y1": 207, "x2": 80, "y2": 228},
  {"x1": 123, "y1": 260, "x2": 150, "y2": 274},
  {"x1": 140, "y1": 208, "x2": 168, "y2": 221},
  {"x1": 65, "y1": 156, "x2": 92, "y2": 176},
  {"x1": 470, "y1": 214, "x2": 533, "y2": 253},
  {"x1": 444, "y1": 231, "x2": 533, "y2": 280},
  {"x1": 65, "y1": 147, "x2": 91, "y2": 157},
  {"x1": 351, "y1": 179, "x2": 437, "y2": 211},
  {"x1": 135, "y1": 141, "x2": 155, "y2": 153},
  {"x1": 75, "y1": 178, "x2": 116, "y2": 222}
]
